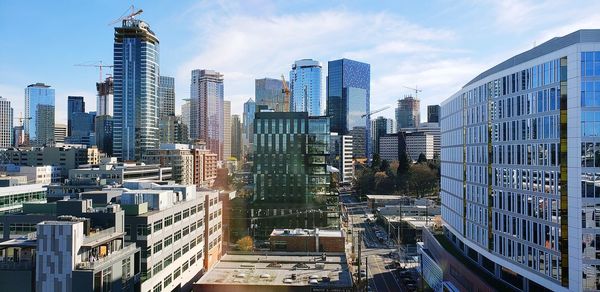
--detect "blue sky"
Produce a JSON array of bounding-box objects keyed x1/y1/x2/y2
[{"x1": 1, "y1": 0, "x2": 599, "y2": 123}]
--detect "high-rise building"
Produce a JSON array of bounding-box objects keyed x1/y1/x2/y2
[
  {"x1": 143, "y1": 146, "x2": 194, "y2": 185},
  {"x1": 25, "y1": 83, "x2": 55, "y2": 146},
  {"x1": 439, "y1": 29, "x2": 600, "y2": 291},
  {"x1": 255, "y1": 77, "x2": 288, "y2": 112},
  {"x1": 67, "y1": 96, "x2": 85, "y2": 136},
  {"x1": 395, "y1": 95, "x2": 420, "y2": 130},
  {"x1": 326, "y1": 58, "x2": 371, "y2": 159},
  {"x1": 231, "y1": 114, "x2": 242, "y2": 160},
  {"x1": 159, "y1": 116, "x2": 188, "y2": 144},
  {"x1": 223, "y1": 100, "x2": 231, "y2": 159},
  {"x1": 159, "y1": 75, "x2": 175, "y2": 117},
  {"x1": 181, "y1": 99, "x2": 191, "y2": 141},
  {"x1": 251, "y1": 112, "x2": 335, "y2": 237},
  {"x1": 242, "y1": 98, "x2": 255, "y2": 158},
  {"x1": 112, "y1": 16, "x2": 160, "y2": 161},
  {"x1": 95, "y1": 115, "x2": 113, "y2": 155},
  {"x1": 0, "y1": 97, "x2": 13, "y2": 148},
  {"x1": 96, "y1": 76, "x2": 113, "y2": 116},
  {"x1": 371, "y1": 116, "x2": 394, "y2": 155},
  {"x1": 13, "y1": 126, "x2": 24, "y2": 147},
  {"x1": 290, "y1": 59, "x2": 322, "y2": 116},
  {"x1": 66, "y1": 112, "x2": 95, "y2": 146},
  {"x1": 330, "y1": 133, "x2": 353, "y2": 183},
  {"x1": 53, "y1": 123, "x2": 67, "y2": 144},
  {"x1": 427, "y1": 104, "x2": 440, "y2": 123},
  {"x1": 190, "y1": 69, "x2": 224, "y2": 160}
]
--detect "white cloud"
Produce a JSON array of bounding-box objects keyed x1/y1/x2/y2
[{"x1": 175, "y1": 9, "x2": 463, "y2": 120}]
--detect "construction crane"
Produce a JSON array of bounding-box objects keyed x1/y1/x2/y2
[
  {"x1": 109, "y1": 5, "x2": 143, "y2": 26},
  {"x1": 74, "y1": 61, "x2": 114, "y2": 82},
  {"x1": 403, "y1": 85, "x2": 423, "y2": 99},
  {"x1": 281, "y1": 74, "x2": 291, "y2": 112},
  {"x1": 361, "y1": 106, "x2": 391, "y2": 118},
  {"x1": 13, "y1": 113, "x2": 31, "y2": 126}
]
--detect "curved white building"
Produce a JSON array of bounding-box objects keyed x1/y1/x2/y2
[{"x1": 440, "y1": 29, "x2": 600, "y2": 291}]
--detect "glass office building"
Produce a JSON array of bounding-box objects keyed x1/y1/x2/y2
[
  {"x1": 190, "y1": 69, "x2": 224, "y2": 160},
  {"x1": 326, "y1": 58, "x2": 371, "y2": 158},
  {"x1": 396, "y1": 95, "x2": 420, "y2": 129},
  {"x1": 440, "y1": 29, "x2": 600, "y2": 291},
  {"x1": 290, "y1": 59, "x2": 322, "y2": 116},
  {"x1": 113, "y1": 17, "x2": 160, "y2": 161},
  {"x1": 158, "y1": 75, "x2": 175, "y2": 117},
  {"x1": 255, "y1": 77, "x2": 288, "y2": 112},
  {"x1": 67, "y1": 96, "x2": 85, "y2": 137},
  {"x1": 24, "y1": 83, "x2": 55, "y2": 146}
]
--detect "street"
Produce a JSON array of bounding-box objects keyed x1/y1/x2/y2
[{"x1": 340, "y1": 193, "x2": 417, "y2": 292}]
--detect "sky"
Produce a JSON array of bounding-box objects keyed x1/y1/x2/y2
[{"x1": 2, "y1": 0, "x2": 600, "y2": 124}]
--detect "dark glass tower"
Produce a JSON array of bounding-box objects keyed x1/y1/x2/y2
[
  {"x1": 326, "y1": 58, "x2": 371, "y2": 158},
  {"x1": 67, "y1": 96, "x2": 85, "y2": 137},
  {"x1": 113, "y1": 17, "x2": 160, "y2": 161}
]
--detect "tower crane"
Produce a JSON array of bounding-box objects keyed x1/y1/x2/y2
[
  {"x1": 74, "y1": 61, "x2": 114, "y2": 82},
  {"x1": 280, "y1": 75, "x2": 291, "y2": 112},
  {"x1": 403, "y1": 85, "x2": 423, "y2": 99},
  {"x1": 109, "y1": 5, "x2": 143, "y2": 26},
  {"x1": 13, "y1": 113, "x2": 31, "y2": 126},
  {"x1": 361, "y1": 106, "x2": 391, "y2": 119}
]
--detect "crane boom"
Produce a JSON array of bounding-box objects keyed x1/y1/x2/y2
[
  {"x1": 75, "y1": 61, "x2": 114, "y2": 82},
  {"x1": 361, "y1": 106, "x2": 391, "y2": 118},
  {"x1": 403, "y1": 85, "x2": 423, "y2": 99},
  {"x1": 281, "y1": 74, "x2": 291, "y2": 112},
  {"x1": 109, "y1": 5, "x2": 143, "y2": 26}
]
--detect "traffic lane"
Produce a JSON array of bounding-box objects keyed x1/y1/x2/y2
[{"x1": 368, "y1": 254, "x2": 404, "y2": 292}]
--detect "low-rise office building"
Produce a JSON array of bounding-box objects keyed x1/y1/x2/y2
[
  {"x1": 269, "y1": 228, "x2": 345, "y2": 253},
  {"x1": 0, "y1": 145, "x2": 99, "y2": 178},
  {"x1": 7, "y1": 165, "x2": 61, "y2": 184},
  {"x1": 379, "y1": 131, "x2": 435, "y2": 162},
  {"x1": 0, "y1": 175, "x2": 27, "y2": 186},
  {"x1": 143, "y1": 146, "x2": 194, "y2": 185},
  {"x1": 0, "y1": 184, "x2": 46, "y2": 214},
  {"x1": 69, "y1": 157, "x2": 172, "y2": 185}
]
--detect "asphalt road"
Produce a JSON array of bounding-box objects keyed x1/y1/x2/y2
[{"x1": 340, "y1": 193, "x2": 409, "y2": 292}]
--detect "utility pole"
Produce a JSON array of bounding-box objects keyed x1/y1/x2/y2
[
  {"x1": 357, "y1": 231, "x2": 362, "y2": 286},
  {"x1": 365, "y1": 256, "x2": 369, "y2": 292}
]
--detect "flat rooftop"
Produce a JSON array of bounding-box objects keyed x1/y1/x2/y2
[
  {"x1": 383, "y1": 215, "x2": 438, "y2": 228},
  {"x1": 196, "y1": 252, "x2": 352, "y2": 288},
  {"x1": 366, "y1": 195, "x2": 405, "y2": 200},
  {"x1": 270, "y1": 228, "x2": 343, "y2": 238}
]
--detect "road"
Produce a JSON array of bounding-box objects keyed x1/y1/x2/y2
[{"x1": 340, "y1": 193, "x2": 413, "y2": 292}]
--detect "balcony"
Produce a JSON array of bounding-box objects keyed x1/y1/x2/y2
[
  {"x1": 0, "y1": 257, "x2": 34, "y2": 270},
  {"x1": 76, "y1": 243, "x2": 137, "y2": 271}
]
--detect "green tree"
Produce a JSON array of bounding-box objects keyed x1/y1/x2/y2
[
  {"x1": 408, "y1": 163, "x2": 438, "y2": 197},
  {"x1": 417, "y1": 153, "x2": 428, "y2": 164}
]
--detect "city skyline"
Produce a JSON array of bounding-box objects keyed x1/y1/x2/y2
[{"x1": 3, "y1": 1, "x2": 598, "y2": 123}]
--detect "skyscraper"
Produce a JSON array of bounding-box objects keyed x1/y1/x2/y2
[
  {"x1": 290, "y1": 59, "x2": 322, "y2": 116},
  {"x1": 96, "y1": 76, "x2": 113, "y2": 116},
  {"x1": 223, "y1": 100, "x2": 231, "y2": 159},
  {"x1": 66, "y1": 112, "x2": 95, "y2": 146},
  {"x1": 159, "y1": 75, "x2": 175, "y2": 117},
  {"x1": 25, "y1": 83, "x2": 55, "y2": 146},
  {"x1": 255, "y1": 77, "x2": 288, "y2": 112},
  {"x1": 112, "y1": 16, "x2": 160, "y2": 161},
  {"x1": 181, "y1": 99, "x2": 191, "y2": 141},
  {"x1": 427, "y1": 104, "x2": 440, "y2": 123},
  {"x1": 0, "y1": 97, "x2": 13, "y2": 148},
  {"x1": 439, "y1": 29, "x2": 600, "y2": 291},
  {"x1": 371, "y1": 116, "x2": 395, "y2": 154},
  {"x1": 231, "y1": 114, "x2": 242, "y2": 160},
  {"x1": 326, "y1": 58, "x2": 371, "y2": 158},
  {"x1": 67, "y1": 96, "x2": 85, "y2": 137},
  {"x1": 242, "y1": 98, "x2": 255, "y2": 160},
  {"x1": 190, "y1": 69, "x2": 224, "y2": 160},
  {"x1": 395, "y1": 95, "x2": 420, "y2": 130},
  {"x1": 95, "y1": 115, "x2": 112, "y2": 155}
]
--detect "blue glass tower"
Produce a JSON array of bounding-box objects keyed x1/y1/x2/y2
[
  {"x1": 113, "y1": 17, "x2": 160, "y2": 161},
  {"x1": 67, "y1": 96, "x2": 85, "y2": 137},
  {"x1": 290, "y1": 59, "x2": 322, "y2": 116},
  {"x1": 24, "y1": 83, "x2": 55, "y2": 146},
  {"x1": 326, "y1": 58, "x2": 371, "y2": 158}
]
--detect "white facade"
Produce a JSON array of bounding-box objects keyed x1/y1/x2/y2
[
  {"x1": 0, "y1": 97, "x2": 13, "y2": 149},
  {"x1": 401, "y1": 122, "x2": 440, "y2": 159},
  {"x1": 13, "y1": 165, "x2": 61, "y2": 184},
  {"x1": 405, "y1": 132, "x2": 434, "y2": 161},
  {"x1": 440, "y1": 29, "x2": 600, "y2": 291},
  {"x1": 223, "y1": 100, "x2": 231, "y2": 159},
  {"x1": 341, "y1": 135, "x2": 354, "y2": 183}
]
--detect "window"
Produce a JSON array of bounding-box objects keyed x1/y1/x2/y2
[
  {"x1": 173, "y1": 267, "x2": 181, "y2": 279},
  {"x1": 164, "y1": 274, "x2": 172, "y2": 288},
  {"x1": 122, "y1": 258, "x2": 131, "y2": 284},
  {"x1": 137, "y1": 224, "x2": 151, "y2": 236},
  {"x1": 153, "y1": 240, "x2": 163, "y2": 254},
  {"x1": 153, "y1": 282, "x2": 162, "y2": 292},
  {"x1": 183, "y1": 209, "x2": 190, "y2": 219},
  {"x1": 164, "y1": 235, "x2": 173, "y2": 247},
  {"x1": 164, "y1": 215, "x2": 173, "y2": 227},
  {"x1": 174, "y1": 212, "x2": 182, "y2": 223},
  {"x1": 183, "y1": 226, "x2": 190, "y2": 237},
  {"x1": 153, "y1": 220, "x2": 163, "y2": 232},
  {"x1": 182, "y1": 260, "x2": 189, "y2": 272},
  {"x1": 190, "y1": 206, "x2": 196, "y2": 215},
  {"x1": 182, "y1": 243, "x2": 189, "y2": 254},
  {"x1": 174, "y1": 248, "x2": 181, "y2": 260},
  {"x1": 164, "y1": 254, "x2": 173, "y2": 268},
  {"x1": 153, "y1": 261, "x2": 163, "y2": 276},
  {"x1": 174, "y1": 230, "x2": 182, "y2": 242}
]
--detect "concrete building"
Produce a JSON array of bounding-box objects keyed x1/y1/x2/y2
[
  {"x1": 223, "y1": 100, "x2": 231, "y2": 159},
  {"x1": 400, "y1": 122, "x2": 441, "y2": 159},
  {"x1": 255, "y1": 77, "x2": 289, "y2": 112},
  {"x1": 0, "y1": 145, "x2": 99, "y2": 178},
  {"x1": 181, "y1": 99, "x2": 191, "y2": 142},
  {"x1": 330, "y1": 133, "x2": 353, "y2": 183},
  {"x1": 159, "y1": 116, "x2": 188, "y2": 144},
  {"x1": 0, "y1": 97, "x2": 13, "y2": 149},
  {"x1": 193, "y1": 252, "x2": 352, "y2": 292},
  {"x1": 395, "y1": 95, "x2": 420, "y2": 130},
  {"x1": 96, "y1": 76, "x2": 113, "y2": 117},
  {"x1": 25, "y1": 83, "x2": 55, "y2": 146},
  {"x1": 269, "y1": 228, "x2": 345, "y2": 252},
  {"x1": 439, "y1": 29, "x2": 600, "y2": 291},
  {"x1": 69, "y1": 157, "x2": 172, "y2": 185},
  {"x1": 203, "y1": 189, "x2": 222, "y2": 271},
  {"x1": 53, "y1": 123, "x2": 67, "y2": 144},
  {"x1": 113, "y1": 16, "x2": 160, "y2": 162},
  {"x1": 191, "y1": 144, "x2": 218, "y2": 188},
  {"x1": 0, "y1": 175, "x2": 27, "y2": 187},
  {"x1": 143, "y1": 146, "x2": 194, "y2": 185},
  {"x1": 371, "y1": 116, "x2": 395, "y2": 155},
  {"x1": 378, "y1": 132, "x2": 435, "y2": 162},
  {"x1": 120, "y1": 182, "x2": 213, "y2": 292},
  {"x1": 190, "y1": 69, "x2": 224, "y2": 160},
  {"x1": 7, "y1": 165, "x2": 61, "y2": 184}
]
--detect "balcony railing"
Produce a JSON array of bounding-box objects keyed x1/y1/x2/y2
[{"x1": 76, "y1": 243, "x2": 137, "y2": 270}]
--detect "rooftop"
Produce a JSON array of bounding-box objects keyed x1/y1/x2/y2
[
  {"x1": 0, "y1": 184, "x2": 46, "y2": 195},
  {"x1": 270, "y1": 228, "x2": 343, "y2": 238},
  {"x1": 196, "y1": 252, "x2": 351, "y2": 288},
  {"x1": 366, "y1": 195, "x2": 405, "y2": 200}
]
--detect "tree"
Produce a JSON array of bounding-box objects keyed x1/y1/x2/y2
[
  {"x1": 380, "y1": 159, "x2": 390, "y2": 172},
  {"x1": 408, "y1": 163, "x2": 438, "y2": 197},
  {"x1": 237, "y1": 236, "x2": 254, "y2": 251},
  {"x1": 417, "y1": 153, "x2": 428, "y2": 164},
  {"x1": 374, "y1": 171, "x2": 395, "y2": 194},
  {"x1": 371, "y1": 153, "x2": 381, "y2": 170}
]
